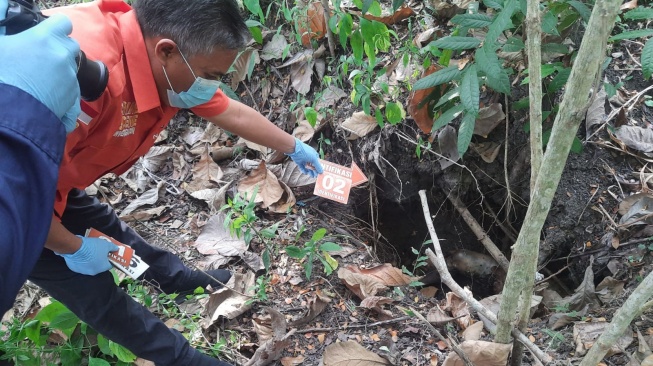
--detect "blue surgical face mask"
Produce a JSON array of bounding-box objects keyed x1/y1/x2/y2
[{"x1": 162, "y1": 50, "x2": 221, "y2": 108}]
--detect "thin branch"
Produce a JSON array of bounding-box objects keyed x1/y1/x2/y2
[
  {"x1": 418, "y1": 190, "x2": 553, "y2": 365},
  {"x1": 445, "y1": 191, "x2": 511, "y2": 272},
  {"x1": 320, "y1": 0, "x2": 336, "y2": 58}
]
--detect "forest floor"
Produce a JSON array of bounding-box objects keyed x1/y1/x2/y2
[{"x1": 4, "y1": 0, "x2": 653, "y2": 365}]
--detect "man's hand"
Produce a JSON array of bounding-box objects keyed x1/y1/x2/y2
[
  {"x1": 55, "y1": 236, "x2": 119, "y2": 276},
  {"x1": 0, "y1": 0, "x2": 81, "y2": 133},
  {"x1": 286, "y1": 138, "x2": 324, "y2": 178}
]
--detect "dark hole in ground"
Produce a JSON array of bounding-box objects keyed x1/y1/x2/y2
[{"x1": 355, "y1": 190, "x2": 506, "y2": 299}]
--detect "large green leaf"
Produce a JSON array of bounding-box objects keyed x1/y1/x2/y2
[
  {"x1": 450, "y1": 13, "x2": 493, "y2": 28},
  {"x1": 362, "y1": 0, "x2": 375, "y2": 15},
  {"x1": 458, "y1": 112, "x2": 477, "y2": 155},
  {"x1": 475, "y1": 47, "x2": 510, "y2": 94},
  {"x1": 460, "y1": 65, "x2": 480, "y2": 115},
  {"x1": 89, "y1": 358, "x2": 111, "y2": 366},
  {"x1": 97, "y1": 334, "x2": 112, "y2": 357},
  {"x1": 484, "y1": 0, "x2": 503, "y2": 9},
  {"x1": 414, "y1": 66, "x2": 461, "y2": 90},
  {"x1": 541, "y1": 43, "x2": 569, "y2": 55},
  {"x1": 624, "y1": 7, "x2": 653, "y2": 20},
  {"x1": 643, "y1": 37, "x2": 653, "y2": 79},
  {"x1": 339, "y1": 13, "x2": 353, "y2": 49},
  {"x1": 285, "y1": 246, "x2": 306, "y2": 259},
  {"x1": 541, "y1": 11, "x2": 560, "y2": 36},
  {"x1": 49, "y1": 309, "x2": 80, "y2": 331},
  {"x1": 243, "y1": 0, "x2": 264, "y2": 22},
  {"x1": 109, "y1": 341, "x2": 137, "y2": 363},
  {"x1": 431, "y1": 36, "x2": 481, "y2": 50},
  {"x1": 609, "y1": 29, "x2": 653, "y2": 41},
  {"x1": 502, "y1": 37, "x2": 524, "y2": 52},
  {"x1": 548, "y1": 68, "x2": 571, "y2": 93},
  {"x1": 567, "y1": 0, "x2": 591, "y2": 22},
  {"x1": 434, "y1": 86, "x2": 460, "y2": 109},
  {"x1": 486, "y1": 0, "x2": 517, "y2": 48},
  {"x1": 392, "y1": 0, "x2": 405, "y2": 11},
  {"x1": 351, "y1": 30, "x2": 364, "y2": 64},
  {"x1": 34, "y1": 301, "x2": 68, "y2": 323},
  {"x1": 433, "y1": 104, "x2": 464, "y2": 131}
]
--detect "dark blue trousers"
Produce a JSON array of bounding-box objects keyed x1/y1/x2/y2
[{"x1": 27, "y1": 189, "x2": 229, "y2": 366}]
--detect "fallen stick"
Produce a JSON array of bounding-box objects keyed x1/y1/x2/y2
[
  {"x1": 419, "y1": 190, "x2": 553, "y2": 365},
  {"x1": 445, "y1": 191, "x2": 511, "y2": 272}
]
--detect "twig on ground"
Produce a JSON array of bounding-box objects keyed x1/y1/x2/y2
[
  {"x1": 418, "y1": 190, "x2": 553, "y2": 365},
  {"x1": 411, "y1": 308, "x2": 474, "y2": 366},
  {"x1": 444, "y1": 190, "x2": 511, "y2": 272},
  {"x1": 295, "y1": 316, "x2": 412, "y2": 333},
  {"x1": 534, "y1": 264, "x2": 571, "y2": 286},
  {"x1": 585, "y1": 84, "x2": 653, "y2": 142},
  {"x1": 577, "y1": 184, "x2": 600, "y2": 225}
]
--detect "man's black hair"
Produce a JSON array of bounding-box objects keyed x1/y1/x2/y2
[{"x1": 133, "y1": 0, "x2": 250, "y2": 55}]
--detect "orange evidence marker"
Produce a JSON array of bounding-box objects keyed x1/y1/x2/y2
[{"x1": 313, "y1": 160, "x2": 367, "y2": 204}]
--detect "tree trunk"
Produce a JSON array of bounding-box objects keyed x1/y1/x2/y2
[
  {"x1": 493, "y1": 0, "x2": 622, "y2": 344},
  {"x1": 580, "y1": 271, "x2": 653, "y2": 365}
]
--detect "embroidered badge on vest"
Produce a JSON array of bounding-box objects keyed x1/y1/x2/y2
[{"x1": 114, "y1": 101, "x2": 137, "y2": 137}]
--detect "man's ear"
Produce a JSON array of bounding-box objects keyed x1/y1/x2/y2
[{"x1": 153, "y1": 39, "x2": 179, "y2": 67}]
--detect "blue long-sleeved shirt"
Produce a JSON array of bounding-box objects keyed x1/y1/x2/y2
[{"x1": 0, "y1": 83, "x2": 65, "y2": 313}]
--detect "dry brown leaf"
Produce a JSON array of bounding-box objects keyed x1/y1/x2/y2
[
  {"x1": 322, "y1": 341, "x2": 390, "y2": 365},
  {"x1": 573, "y1": 322, "x2": 633, "y2": 356},
  {"x1": 462, "y1": 320, "x2": 484, "y2": 341},
  {"x1": 182, "y1": 127, "x2": 205, "y2": 147},
  {"x1": 315, "y1": 85, "x2": 347, "y2": 110},
  {"x1": 142, "y1": 146, "x2": 174, "y2": 173},
  {"x1": 359, "y1": 296, "x2": 394, "y2": 318},
  {"x1": 340, "y1": 111, "x2": 378, "y2": 139},
  {"x1": 585, "y1": 88, "x2": 607, "y2": 139},
  {"x1": 426, "y1": 306, "x2": 457, "y2": 324},
  {"x1": 190, "y1": 184, "x2": 229, "y2": 213},
  {"x1": 614, "y1": 125, "x2": 653, "y2": 154},
  {"x1": 345, "y1": 263, "x2": 413, "y2": 286},
  {"x1": 194, "y1": 213, "x2": 247, "y2": 259},
  {"x1": 290, "y1": 290, "x2": 332, "y2": 327},
  {"x1": 245, "y1": 307, "x2": 293, "y2": 366},
  {"x1": 327, "y1": 244, "x2": 357, "y2": 258},
  {"x1": 414, "y1": 28, "x2": 438, "y2": 48},
  {"x1": 281, "y1": 356, "x2": 305, "y2": 366},
  {"x1": 337, "y1": 267, "x2": 389, "y2": 300},
  {"x1": 231, "y1": 48, "x2": 260, "y2": 89},
  {"x1": 252, "y1": 312, "x2": 275, "y2": 344},
  {"x1": 238, "y1": 161, "x2": 285, "y2": 208},
  {"x1": 408, "y1": 65, "x2": 440, "y2": 134},
  {"x1": 445, "y1": 291, "x2": 473, "y2": 329},
  {"x1": 361, "y1": 5, "x2": 415, "y2": 25},
  {"x1": 470, "y1": 142, "x2": 502, "y2": 163},
  {"x1": 277, "y1": 161, "x2": 317, "y2": 187},
  {"x1": 473, "y1": 103, "x2": 505, "y2": 137},
  {"x1": 206, "y1": 271, "x2": 256, "y2": 322},
  {"x1": 293, "y1": 120, "x2": 316, "y2": 142},
  {"x1": 298, "y1": 2, "x2": 327, "y2": 46},
  {"x1": 595, "y1": 276, "x2": 625, "y2": 303},
  {"x1": 261, "y1": 34, "x2": 289, "y2": 61},
  {"x1": 120, "y1": 206, "x2": 167, "y2": 222},
  {"x1": 268, "y1": 180, "x2": 296, "y2": 213},
  {"x1": 441, "y1": 340, "x2": 512, "y2": 366},
  {"x1": 186, "y1": 146, "x2": 223, "y2": 194},
  {"x1": 290, "y1": 59, "x2": 315, "y2": 95},
  {"x1": 172, "y1": 151, "x2": 191, "y2": 181},
  {"x1": 621, "y1": 0, "x2": 637, "y2": 10},
  {"x1": 119, "y1": 181, "x2": 165, "y2": 217}
]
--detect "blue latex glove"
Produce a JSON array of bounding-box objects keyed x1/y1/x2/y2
[
  {"x1": 55, "y1": 236, "x2": 119, "y2": 276},
  {"x1": 286, "y1": 138, "x2": 324, "y2": 178},
  {"x1": 0, "y1": 4, "x2": 81, "y2": 133}
]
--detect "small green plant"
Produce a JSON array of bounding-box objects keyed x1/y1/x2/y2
[
  {"x1": 402, "y1": 240, "x2": 430, "y2": 286},
  {"x1": 317, "y1": 133, "x2": 331, "y2": 159},
  {"x1": 0, "y1": 300, "x2": 137, "y2": 365},
  {"x1": 285, "y1": 228, "x2": 342, "y2": 279}
]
